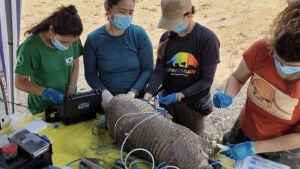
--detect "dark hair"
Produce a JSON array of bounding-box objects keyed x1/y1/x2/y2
[
  {"x1": 157, "y1": 6, "x2": 196, "y2": 59},
  {"x1": 184, "y1": 6, "x2": 195, "y2": 16},
  {"x1": 105, "y1": 0, "x2": 135, "y2": 17},
  {"x1": 105, "y1": 0, "x2": 135, "y2": 8},
  {"x1": 270, "y1": 1, "x2": 300, "y2": 62},
  {"x1": 25, "y1": 5, "x2": 83, "y2": 37}
]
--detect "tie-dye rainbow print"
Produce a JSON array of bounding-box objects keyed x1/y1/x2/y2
[{"x1": 166, "y1": 52, "x2": 199, "y2": 75}]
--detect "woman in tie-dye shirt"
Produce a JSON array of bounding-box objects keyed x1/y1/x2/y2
[{"x1": 144, "y1": 0, "x2": 220, "y2": 135}]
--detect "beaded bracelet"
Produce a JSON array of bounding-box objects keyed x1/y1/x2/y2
[
  {"x1": 68, "y1": 85, "x2": 77, "y2": 90},
  {"x1": 250, "y1": 141, "x2": 257, "y2": 154}
]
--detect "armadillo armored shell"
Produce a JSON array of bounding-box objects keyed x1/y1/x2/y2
[{"x1": 105, "y1": 95, "x2": 215, "y2": 169}]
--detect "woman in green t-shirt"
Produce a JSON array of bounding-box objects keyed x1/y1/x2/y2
[{"x1": 15, "y1": 5, "x2": 83, "y2": 115}]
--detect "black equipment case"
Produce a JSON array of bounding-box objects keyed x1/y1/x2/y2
[{"x1": 57, "y1": 89, "x2": 102, "y2": 125}]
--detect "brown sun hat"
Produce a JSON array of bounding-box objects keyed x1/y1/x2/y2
[{"x1": 158, "y1": 0, "x2": 193, "y2": 30}]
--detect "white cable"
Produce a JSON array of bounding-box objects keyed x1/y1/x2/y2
[
  {"x1": 221, "y1": 105, "x2": 225, "y2": 131},
  {"x1": 117, "y1": 113, "x2": 158, "y2": 169},
  {"x1": 114, "y1": 111, "x2": 179, "y2": 169},
  {"x1": 125, "y1": 148, "x2": 155, "y2": 169},
  {"x1": 129, "y1": 159, "x2": 153, "y2": 168},
  {"x1": 98, "y1": 112, "x2": 156, "y2": 151},
  {"x1": 114, "y1": 112, "x2": 156, "y2": 140}
]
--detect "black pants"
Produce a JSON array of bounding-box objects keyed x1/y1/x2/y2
[{"x1": 165, "y1": 102, "x2": 205, "y2": 135}]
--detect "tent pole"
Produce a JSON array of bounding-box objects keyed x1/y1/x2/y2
[{"x1": 4, "y1": 0, "x2": 15, "y2": 114}]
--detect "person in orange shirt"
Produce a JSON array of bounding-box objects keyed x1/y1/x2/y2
[{"x1": 213, "y1": 2, "x2": 300, "y2": 168}]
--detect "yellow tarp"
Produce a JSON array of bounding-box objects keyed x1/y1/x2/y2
[
  {"x1": 0, "y1": 113, "x2": 151, "y2": 169},
  {"x1": 212, "y1": 151, "x2": 234, "y2": 169},
  {"x1": 0, "y1": 113, "x2": 234, "y2": 169}
]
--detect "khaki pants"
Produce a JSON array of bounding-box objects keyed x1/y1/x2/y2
[
  {"x1": 223, "y1": 118, "x2": 300, "y2": 169},
  {"x1": 165, "y1": 102, "x2": 206, "y2": 135}
]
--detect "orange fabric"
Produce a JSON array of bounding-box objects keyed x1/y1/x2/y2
[{"x1": 240, "y1": 39, "x2": 300, "y2": 141}]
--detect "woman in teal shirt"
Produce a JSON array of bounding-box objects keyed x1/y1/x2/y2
[
  {"x1": 15, "y1": 5, "x2": 83, "y2": 115},
  {"x1": 84, "y1": 0, "x2": 154, "y2": 111}
]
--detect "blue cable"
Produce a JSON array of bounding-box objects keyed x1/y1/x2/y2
[
  {"x1": 65, "y1": 158, "x2": 81, "y2": 166},
  {"x1": 201, "y1": 159, "x2": 221, "y2": 169},
  {"x1": 96, "y1": 117, "x2": 106, "y2": 129},
  {"x1": 156, "y1": 162, "x2": 168, "y2": 169},
  {"x1": 41, "y1": 135, "x2": 51, "y2": 143},
  {"x1": 140, "y1": 98, "x2": 150, "y2": 103}
]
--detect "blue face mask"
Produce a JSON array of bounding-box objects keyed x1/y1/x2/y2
[
  {"x1": 112, "y1": 13, "x2": 133, "y2": 30},
  {"x1": 51, "y1": 35, "x2": 68, "y2": 51},
  {"x1": 274, "y1": 54, "x2": 300, "y2": 74},
  {"x1": 172, "y1": 21, "x2": 188, "y2": 34}
]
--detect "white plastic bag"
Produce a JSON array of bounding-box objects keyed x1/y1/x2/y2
[
  {"x1": 217, "y1": 144, "x2": 291, "y2": 169},
  {"x1": 20, "y1": 117, "x2": 47, "y2": 133},
  {"x1": 234, "y1": 155, "x2": 291, "y2": 169},
  {"x1": 10, "y1": 112, "x2": 27, "y2": 131}
]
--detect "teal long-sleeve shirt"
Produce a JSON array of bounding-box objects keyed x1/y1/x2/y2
[{"x1": 83, "y1": 24, "x2": 154, "y2": 95}]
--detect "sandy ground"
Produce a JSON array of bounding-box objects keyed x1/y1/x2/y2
[{"x1": 15, "y1": 0, "x2": 287, "y2": 141}]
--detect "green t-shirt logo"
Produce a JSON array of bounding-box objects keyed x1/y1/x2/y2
[
  {"x1": 65, "y1": 57, "x2": 73, "y2": 65},
  {"x1": 16, "y1": 54, "x2": 24, "y2": 66}
]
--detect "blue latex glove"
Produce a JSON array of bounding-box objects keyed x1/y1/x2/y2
[
  {"x1": 220, "y1": 141, "x2": 256, "y2": 161},
  {"x1": 42, "y1": 88, "x2": 63, "y2": 105},
  {"x1": 213, "y1": 91, "x2": 233, "y2": 108},
  {"x1": 158, "y1": 92, "x2": 179, "y2": 106}
]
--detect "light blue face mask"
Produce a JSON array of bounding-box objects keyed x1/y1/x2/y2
[
  {"x1": 112, "y1": 13, "x2": 133, "y2": 30},
  {"x1": 274, "y1": 54, "x2": 300, "y2": 74},
  {"x1": 51, "y1": 35, "x2": 68, "y2": 51},
  {"x1": 172, "y1": 21, "x2": 188, "y2": 34}
]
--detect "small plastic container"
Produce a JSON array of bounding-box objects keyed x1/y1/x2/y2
[
  {"x1": 2, "y1": 143, "x2": 18, "y2": 160},
  {"x1": 45, "y1": 107, "x2": 60, "y2": 123}
]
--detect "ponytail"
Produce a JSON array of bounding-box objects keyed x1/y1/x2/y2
[
  {"x1": 157, "y1": 32, "x2": 176, "y2": 59},
  {"x1": 25, "y1": 5, "x2": 83, "y2": 37}
]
